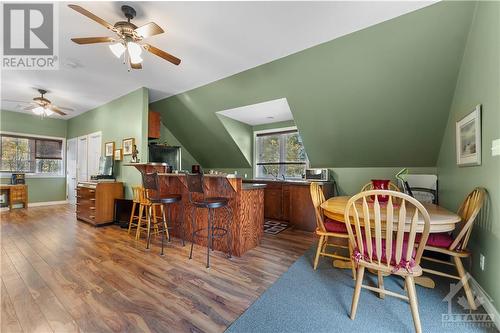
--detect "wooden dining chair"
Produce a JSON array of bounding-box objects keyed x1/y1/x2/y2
[
  {"x1": 420, "y1": 187, "x2": 486, "y2": 310},
  {"x1": 128, "y1": 186, "x2": 145, "y2": 235},
  {"x1": 345, "y1": 190, "x2": 430, "y2": 333},
  {"x1": 361, "y1": 181, "x2": 401, "y2": 192},
  {"x1": 310, "y1": 183, "x2": 355, "y2": 278}
]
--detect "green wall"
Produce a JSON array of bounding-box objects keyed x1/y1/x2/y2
[
  {"x1": 67, "y1": 88, "x2": 149, "y2": 199},
  {"x1": 437, "y1": 1, "x2": 500, "y2": 310},
  {"x1": 0, "y1": 110, "x2": 68, "y2": 203},
  {"x1": 217, "y1": 115, "x2": 253, "y2": 167},
  {"x1": 151, "y1": 2, "x2": 474, "y2": 169},
  {"x1": 159, "y1": 122, "x2": 199, "y2": 170}
]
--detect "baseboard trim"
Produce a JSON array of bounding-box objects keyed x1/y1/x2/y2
[
  {"x1": 28, "y1": 200, "x2": 68, "y2": 207},
  {"x1": 469, "y1": 275, "x2": 500, "y2": 330}
]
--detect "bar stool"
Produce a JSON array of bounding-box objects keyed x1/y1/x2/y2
[
  {"x1": 128, "y1": 186, "x2": 145, "y2": 236},
  {"x1": 141, "y1": 172, "x2": 183, "y2": 254},
  {"x1": 186, "y1": 173, "x2": 232, "y2": 268}
]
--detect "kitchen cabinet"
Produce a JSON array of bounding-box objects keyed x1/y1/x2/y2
[
  {"x1": 247, "y1": 180, "x2": 334, "y2": 231},
  {"x1": 148, "y1": 111, "x2": 161, "y2": 139}
]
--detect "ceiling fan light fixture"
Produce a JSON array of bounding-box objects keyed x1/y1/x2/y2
[
  {"x1": 109, "y1": 43, "x2": 126, "y2": 58},
  {"x1": 127, "y1": 41, "x2": 143, "y2": 64},
  {"x1": 44, "y1": 108, "x2": 54, "y2": 116},
  {"x1": 32, "y1": 106, "x2": 45, "y2": 115}
]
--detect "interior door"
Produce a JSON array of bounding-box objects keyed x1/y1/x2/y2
[
  {"x1": 87, "y1": 132, "x2": 102, "y2": 177},
  {"x1": 77, "y1": 135, "x2": 88, "y2": 182},
  {"x1": 66, "y1": 138, "x2": 77, "y2": 204}
]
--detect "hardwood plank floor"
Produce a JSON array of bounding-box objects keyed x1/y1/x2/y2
[{"x1": 0, "y1": 205, "x2": 314, "y2": 333}]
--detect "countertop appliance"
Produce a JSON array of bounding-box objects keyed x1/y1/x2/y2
[
  {"x1": 149, "y1": 144, "x2": 182, "y2": 171},
  {"x1": 305, "y1": 168, "x2": 329, "y2": 181}
]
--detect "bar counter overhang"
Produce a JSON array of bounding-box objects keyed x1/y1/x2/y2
[{"x1": 125, "y1": 163, "x2": 265, "y2": 256}]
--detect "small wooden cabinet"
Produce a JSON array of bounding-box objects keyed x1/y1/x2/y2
[
  {"x1": 0, "y1": 184, "x2": 28, "y2": 209},
  {"x1": 148, "y1": 111, "x2": 161, "y2": 139},
  {"x1": 246, "y1": 180, "x2": 334, "y2": 231},
  {"x1": 76, "y1": 182, "x2": 123, "y2": 226}
]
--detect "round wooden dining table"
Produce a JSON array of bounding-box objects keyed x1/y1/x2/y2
[
  {"x1": 320, "y1": 196, "x2": 462, "y2": 289},
  {"x1": 320, "y1": 196, "x2": 461, "y2": 233}
]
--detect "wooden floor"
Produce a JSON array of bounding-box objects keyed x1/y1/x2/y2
[{"x1": 0, "y1": 205, "x2": 314, "y2": 333}]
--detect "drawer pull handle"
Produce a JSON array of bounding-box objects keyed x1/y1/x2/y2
[
  {"x1": 89, "y1": 190, "x2": 95, "y2": 193},
  {"x1": 90, "y1": 198, "x2": 96, "y2": 201},
  {"x1": 90, "y1": 207, "x2": 95, "y2": 210},
  {"x1": 89, "y1": 215, "x2": 95, "y2": 219},
  {"x1": 76, "y1": 195, "x2": 82, "y2": 198}
]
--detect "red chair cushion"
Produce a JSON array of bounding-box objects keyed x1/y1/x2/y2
[
  {"x1": 356, "y1": 237, "x2": 416, "y2": 266},
  {"x1": 324, "y1": 218, "x2": 348, "y2": 233},
  {"x1": 415, "y1": 232, "x2": 453, "y2": 249}
]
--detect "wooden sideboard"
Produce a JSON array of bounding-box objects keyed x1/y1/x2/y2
[
  {"x1": 76, "y1": 182, "x2": 123, "y2": 226},
  {"x1": 0, "y1": 184, "x2": 28, "y2": 209}
]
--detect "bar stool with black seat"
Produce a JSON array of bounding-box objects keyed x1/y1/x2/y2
[
  {"x1": 141, "y1": 172, "x2": 184, "y2": 255},
  {"x1": 186, "y1": 173, "x2": 232, "y2": 268}
]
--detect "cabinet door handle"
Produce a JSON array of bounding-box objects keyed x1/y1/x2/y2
[
  {"x1": 89, "y1": 215, "x2": 95, "y2": 219},
  {"x1": 89, "y1": 190, "x2": 95, "y2": 193},
  {"x1": 90, "y1": 198, "x2": 96, "y2": 201},
  {"x1": 90, "y1": 207, "x2": 95, "y2": 210}
]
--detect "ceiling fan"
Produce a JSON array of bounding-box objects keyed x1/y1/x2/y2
[
  {"x1": 68, "y1": 4, "x2": 181, "y2": 70},
  {"x1": 2, "y1": 89, "x2": 74, "y2": 117}
]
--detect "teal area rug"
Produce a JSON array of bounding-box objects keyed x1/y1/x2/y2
[{"x1": 226, "y1": 246, "x2": 496, "y2": 332}]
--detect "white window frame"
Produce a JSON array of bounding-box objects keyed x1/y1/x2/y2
[
  {"x1": 0, "y1": 131, "x2": 66, "y2": 178},
  {"x1": 253, "y1": 126, "x2": 309, "y2": 179}
]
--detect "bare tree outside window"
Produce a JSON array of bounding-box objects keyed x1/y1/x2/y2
[{"x1": 255, "y1": 130, "x2": 308, "y2": 179}]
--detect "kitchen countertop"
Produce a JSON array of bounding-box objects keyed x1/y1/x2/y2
[
  {"x1": 243, "y1": 179, "x2": 331, "y2": 186},
  {"x1": 242, "y1": 183, "x2": 267, "y2": 190}
]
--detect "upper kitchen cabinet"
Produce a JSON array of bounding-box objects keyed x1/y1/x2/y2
[{"x1": 148, "y1": 111, "x2": 161, "y2": 139}]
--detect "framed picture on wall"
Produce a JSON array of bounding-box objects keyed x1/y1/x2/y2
[
  {"x1": 114, "y1": 148, "x2": 123, "y2": 161},
  {"x1": 456, "y1": 104, "x2": 481, "y2": 166},
  {"x1": 122, "y1": 138, "x2": 135, "y2": 155},
  {"x1": 104, "y1": 141, "x2": 115, "y2": 157}
]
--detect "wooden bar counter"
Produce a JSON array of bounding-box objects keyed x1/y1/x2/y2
[{"x1": 125, "y1": 164, "x2": 265, "y2": 256}]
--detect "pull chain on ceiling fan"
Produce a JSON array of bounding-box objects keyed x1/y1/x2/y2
[{"x1": 68, "y1": 4, "x2": 181, "y2": 70}]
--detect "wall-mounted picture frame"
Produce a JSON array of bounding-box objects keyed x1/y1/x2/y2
[
  {"x1": 114, "y1": 148, "x2": 123, "y2": 161},
  {"x1": 104, "y1": 141, "x2": 115, "y2": 157},
  {"x1": 456, "y1": 104, "x2": 481, "y2": 166},
  {"x1": 122, "y1": 138, "x2": 135, "y2": 155}
]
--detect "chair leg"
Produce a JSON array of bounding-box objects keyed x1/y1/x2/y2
[
  {"x1": 161, "y1": 204, "x2": 170, "y2": 242},
  {"x1": 348, "y1": 243, "x2": 356, "y2": 280},
  {"x1": 152, "y1": 205, "x2": 159, "y2": 236},
  {"x1": 181, "y1": 203, "x2": 186, "y2": 246},
  {"x1": 189, "y1": 206, "x2": 196, "y2": 260},
  {"x1": 405, "y1": 276, "x2": 422, "y2": 333},
  {"x1": 128, "y1": 202, "x2": 136, "y2": 234},
  {"x1": 167, "y1": 205, "x2": 172, "y2": 242},
  {"x1": 350, "y1": 266, "x2": 365, "y2": 320},
  {"x1": 313, "y1": 235, "x2": 324, "y2": 270},
  {"x1": 146, "y1": 206, "x2": 152, "y2": 250},
  {"x1": 454, "y1": 256, "x2": 477, "y2": 310},
  {"x1": 160, "y1": 204, "x2": 166, "y2": 256},
  {"x1": 135, "y1": 204, "x2": 144, "y2": 240},
  {"x1": 377, "y1": 271, "x2": 385, "y2": 299},
  {"x1": 206, "y1": 208, "x2": 212, "y2": 269}
]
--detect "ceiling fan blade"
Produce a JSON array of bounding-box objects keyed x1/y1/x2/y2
[
  {"x1": 144, "y1": 44, "x2": 181, "y2": 65},
  {"x1": 71, "y1": 37, "x2": 115, "y2": 45},
  {"x1": 1, "y1": 99, "x2": 31, "y2": 104},
  {"x1": 56, "y1": 106, "x2": 75, "y2": 112},
  {"x1": 68, "y1": 4, "x2": 116, "y2": 32},
  {"x1": 134, "y1": 22, "x2": 164, "y2": 38},
  {"x1": 22, "y1": 105, "x2": 37, "y2": 111},
  {"x1": 48, "y1": 106, "x2": 67, "y2": 116}
]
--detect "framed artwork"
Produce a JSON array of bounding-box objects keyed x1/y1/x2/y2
[
  {"x1": 114, "y1": 148, "x2": 123, "y2": 161},
  {"x1": 122, "y1": 137, "x2": 135, "y2": 155},
  {"x1": 104, "y1": 141, "x2": 115, "y2": 157},
  {"x1": 456, "y1": 105, "x2": 481, "y2": 166}
]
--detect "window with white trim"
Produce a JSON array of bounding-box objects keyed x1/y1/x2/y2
[
  {"x1": 255, "y1": 129, "x2": 308, "y2": 179},
  {"x1": 0, "y1": 133, "x2": 64, "y2": 176}
]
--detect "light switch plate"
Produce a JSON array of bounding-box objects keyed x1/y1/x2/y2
[{"x1": 492, "y1": 139, "x2": 500, "y2": 156}]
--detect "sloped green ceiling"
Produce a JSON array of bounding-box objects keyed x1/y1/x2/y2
[
  {"x1": 150, "y1": 2, "x2": 475, "y2": 168},
  {"x1": 216, "y1": 115, "x2": 253, "y2": 167}
]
